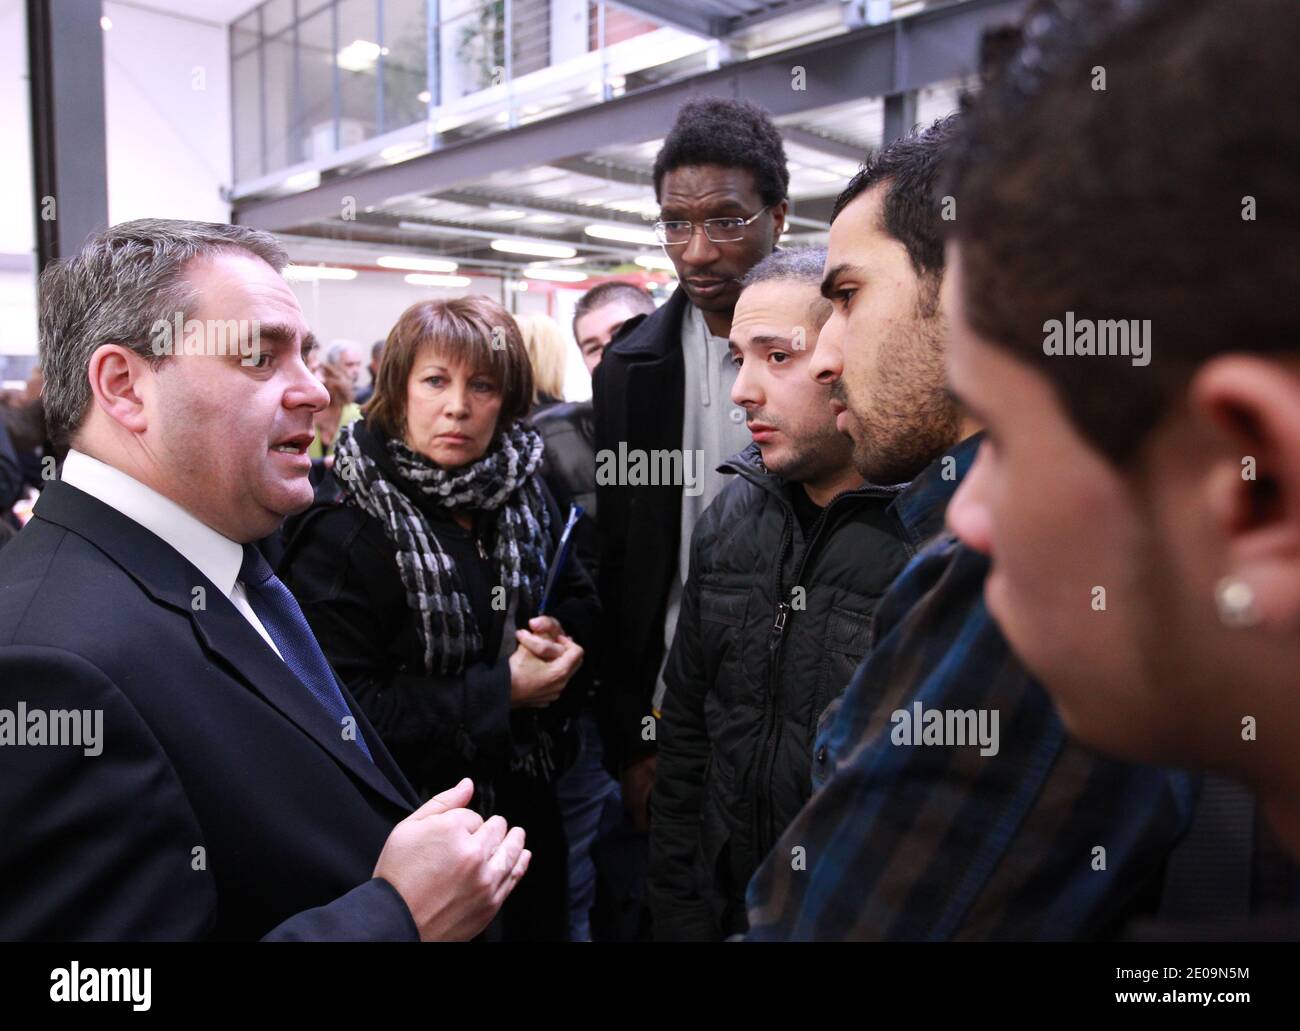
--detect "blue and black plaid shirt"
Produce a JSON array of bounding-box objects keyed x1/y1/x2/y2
[{"x1": 746, "y1": 434, "x2": 1197, "y2": 940}]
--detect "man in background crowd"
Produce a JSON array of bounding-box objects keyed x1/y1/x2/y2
[
  {"x1": 533, "y1": 280, "x2": 654, "y2": 940},
  {"x1": 650, "y1": 248, "x2": 913, "y2": 939},
  {"x1": 327, "y1": 342, "x2": 365, "y2": 392},
  {"x1": 354, "y1": 340, "x2": 383, "y2": 405},
  {"x1": 535, "y1": 282, "x2": 655, "y2": 579},
  {"x1": 572, "y1": 282, "x2": 657, "y2": 376},
  {"x1": 593, "y1": 97, "x2": 789, "y2": 842}
]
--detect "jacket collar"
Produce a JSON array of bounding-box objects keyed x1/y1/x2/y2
[
  {"x1": 719, "y1": 441, "x2": 907, "y2": 508},
  {"x1": 888, "y1": 431, "x2": 985, "y2": 552},
  {"x1": 605, "y1": 287, "x2": 691, "y2": 361},
  {"x1": 31, "y1": 480, "x2": 417, "y2": 812},
  {"x1": 60, "y1": 448, "x2": 244, "y2": 601}
]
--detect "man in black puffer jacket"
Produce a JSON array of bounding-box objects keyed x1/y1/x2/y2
[{"x1": 649, "y1": 249, "x2": 916, "y2": 940}]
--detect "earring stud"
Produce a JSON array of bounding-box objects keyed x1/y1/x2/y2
[{"x1": 1215, "y1": 577, "x2": 1260, "y2": 629}]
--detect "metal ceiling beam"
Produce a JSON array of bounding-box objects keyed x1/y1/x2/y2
[
  {"x1": 730, "y1": 0, "x2": 836, "y2": 36},
  {"x1": 438, "y1": 189, "x2": 654, "y2": 227},
  {"x1": 548, "y1": 156, "x2": 654, "y2": 189},
  {"x1": 607, "y1": 1, "x2": 727, "y2": 38},
  {"x1": 611, "y1": 0, "x2": 832, "y2": 38},
  {"x1": 780, "y1": 125, "x2": 869, "y2": 163},
  {"x1": 234, "y1": 0, "x2": 1027, "y2": 233}
]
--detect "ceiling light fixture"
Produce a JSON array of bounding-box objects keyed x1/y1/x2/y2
[
  {"x1": 585, "y1": 224, "x2": 658, "y2": 245},
  {"x1": 337, "y1": 39, "x2": 387, "y2": 73},
  {"x1": 490, "y1": 239, "x2": 577, "y2": 259},
  {"x1": 377, "y1": 256, "x2": 459, "y2": 273},
  {"x1": 524, "y1": 268, "x2": 590, "y2": 283}
]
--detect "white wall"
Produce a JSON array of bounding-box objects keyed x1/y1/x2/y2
[
  {"x1": 0, "y1": 0, "x2": 37, "y2": 367},
  {"x1": 102, "y1": 1, "x2": 232, "y2": 225},
  {"x1": 288, "y1": 269, "x2": 506, "y2": 354},
  {"x1": 0, "y1": 1, "x2": 234, "y2": 372},
  {"x1": 286, "y1": 269, "x2": 596, "y2": 402}
]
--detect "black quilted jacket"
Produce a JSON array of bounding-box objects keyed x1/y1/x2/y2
[{"x1": 649, "y1": 442, "x2": 914, "y2": 940}]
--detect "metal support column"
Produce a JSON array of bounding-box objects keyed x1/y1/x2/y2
[{"x1": 26, "y1": 0, "x2": 109, "y2": 270}]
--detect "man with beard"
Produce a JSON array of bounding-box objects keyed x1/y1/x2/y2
[
  {"x1": 745, "y1": 113, "x2": 1197, "y2": 940},
  {"x1": 648, "y1": 248, "x2": 913, "y2": 939}
]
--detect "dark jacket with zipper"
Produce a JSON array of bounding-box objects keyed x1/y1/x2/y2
[
  {"x1": 277, "y1": 420, "x2": 601, "y2": 939},
  {"x1": 591, "y1": 287, "x2": 690, "y2": 771},
  {"x1": 648, "y1": 442, "x2": 914, "y2": 940},
  {"x1": 531, "y1": 400, "x2": 598, "y2": 583}
]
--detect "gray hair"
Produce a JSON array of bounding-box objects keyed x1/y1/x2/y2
[
  {"x1": 39, "y1": 218, "x2": 288, "y2": 444},
  {"x1": 740, "y1": 246, "x2": 829, "y2": 289},
  {"x1": 327, "y1": 342, "x2": 360, "y2": 365}
]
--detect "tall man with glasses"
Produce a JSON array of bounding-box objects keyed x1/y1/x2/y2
[{"x1": 592, "y1": 99, "x2": 789, "y2": 870}]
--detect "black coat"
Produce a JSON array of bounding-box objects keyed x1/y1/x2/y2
[
  {"x1": 0, "y1": 482, "x2": 421, "y2": 940},
  {"x1": 591, "y1": 288, "x2": 690, "y2": 770},
  {"x1": 531, "y1": 400, "x2": 598, "y2": 582},
  {"x1": 649, "y1": 444, "x2": 915, "y2": 940},
  {"x1": 277, "y1": 420, "x2": 602, "y2": 939}
]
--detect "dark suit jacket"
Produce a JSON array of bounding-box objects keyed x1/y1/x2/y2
[
  {"x1": 591, "y1": 287, "x2": 688, "y2": 771},
  {"x1": 0, "y1": 481, "x2": 422, "y2": 941}
]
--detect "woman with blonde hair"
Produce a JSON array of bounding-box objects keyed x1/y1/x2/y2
[
  {"x1": 280, "y1": 296, "x2": 600, "y2": 940},
  {"x1": 514, "y1": 313, "x2": 567, "y2": 415}
]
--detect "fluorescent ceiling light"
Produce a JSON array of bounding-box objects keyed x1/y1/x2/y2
[
  {"x1": 525, "y1": 214, "x2": 567, "y2": 225},
  {"x1": 524, "y1": 268, "x2": 590, "y2": 283},
  {"x1": 634, "y1": 255, "x2": 676, "y2": 272},
  {"x1": 284, "y1": 265, "x2": 357, "y2": 282},
  {"x1": 490, "y1": 239, "x2": 577, "y2": 259},
  {"x1": 378, "y1": 256, "x2": 459, "y2": 273},
  {"x1": 404, "y1": 273, "x2": 471, "y2": 288},
  {"x1": 338, "y1": 40, "x2": 387, "y2": 73},
  {"x1": 476, "y1": 209, "x2": 527, "y2": 223},
  {"x1": 586, "y1": 224, "x2": 658, "y2": 246},
  {"x1": 283, "y1": 170, "x2": 321, "y2": 192}
]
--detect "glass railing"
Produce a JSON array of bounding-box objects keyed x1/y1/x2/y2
[{"x1": 229, "y1": 0, "x2": 968, "y2": 193}]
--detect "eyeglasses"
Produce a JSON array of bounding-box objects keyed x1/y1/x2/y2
[{"x1": 653, "y1": 206, "x2": 769, "y2": 246}]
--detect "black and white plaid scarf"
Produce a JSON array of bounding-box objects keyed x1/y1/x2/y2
[{"x1": 333, "y1": 419, "x2": 552, "y2": 677}]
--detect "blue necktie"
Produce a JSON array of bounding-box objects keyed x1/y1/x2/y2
[{"x1": 239, "y1": 544, "x2": 373, "y2": 762}]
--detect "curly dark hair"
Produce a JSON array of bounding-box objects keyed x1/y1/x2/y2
[{"x1": 652, "y1": 97, "x2": 789, "y2": 206}]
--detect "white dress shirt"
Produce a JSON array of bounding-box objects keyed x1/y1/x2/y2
[{"x1": 60, "y1": 449, "x2": 283, "y2": 659}]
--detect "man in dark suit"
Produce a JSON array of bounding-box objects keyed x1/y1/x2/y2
[{"x1": 0, "y1": 218, "x2": 529, "y2": 941}]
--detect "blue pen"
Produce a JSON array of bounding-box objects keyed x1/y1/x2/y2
[{"x1": 538, "y1": 504, "x2": 584, "y2": 615}]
